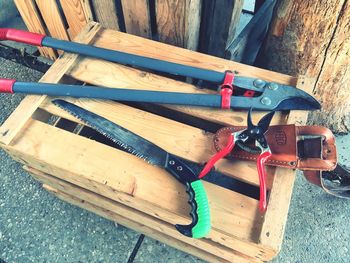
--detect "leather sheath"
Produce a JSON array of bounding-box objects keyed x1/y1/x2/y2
[{"x1": 213, "y1": 124, "x2": 337, "y2": 171}]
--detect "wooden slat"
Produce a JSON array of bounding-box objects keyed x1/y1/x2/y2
[
  {"x1": 155, "y1": 0, "x2": 201, "y2": 50},
  {"x1": 59, "y1": 0, "x2": 90, "y2": 38},
  {"x1": 258, "y1": 76, "x2": 314, "y2": 256},
  {"x1": 40, "y1": 97, "x2": 276, "y2": 189},
  {"x1": 0, "y1": 22, "x2": 102, "y2": 146},
  {"x1": 14, "y1": 0, "x2": 57, "y2": 59},
  {"x1": 91, "y1": 0, "x2": 120, "y2": 30},
  {"x1": 95, "y1": 29, "x2": 296, "y2": 85},
  {"x1": 35, "y1": 0, "x2": 70, "y2": 54},
  {"x1": 199, "y1": 0, "x2": 244, "y2": 58},
  {"x1": 227, "y1": 0, "x2": 277, "y2": 64},
  {"x1": 79, "y1": 0, "x2": 94, "y2": 22},
  {"x1": 4, "y1": 120, "x2": 276, "y2": 260},
  {"x1": 121, "y1": 0, "x2": 151, "y2": 38},
  {"x1": 26, "y1": 167, "x2": 259, "y2": 263}
]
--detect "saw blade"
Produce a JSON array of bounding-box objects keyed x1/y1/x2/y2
[{"x1": 52, "y1": 99, "x2": 168, "y2": 167}]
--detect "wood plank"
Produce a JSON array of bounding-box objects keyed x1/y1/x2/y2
[
  {"x1": 3, "y1": 120, "x2": 276, "y2": 260},
  {"x1": 59, "y1": 0, "x2": 90, "y2": 38},
  {"x1": 121, "y1": 0, "x2": 151, "y2": 38},
  {"x1": 95, "y1": 28, "x2": 296, "y2": 85},
  {"x1": 26, "y1": 167, "x2": 260, "y2": 263},
  {"x1": 155, "y1": 0, "x2": 201, "y2": 50},
  {"x1": 14, "y1": 0, "x2": 57, "y2": 59},
  {"x1": 35, "y1": 0, "x2": 70, "y2": 54},
  {"x1": 40, "y1": 97, "x2": 276, "y2": 189},
  {"x1": 227, "y1": 0, "x2": 277, "y2": 64},
  {"x1": 91, "y1": 0, "x2": 120, "y2": 30},
  {"x1": 199, "y1": 0, "x2": 243, "y2": 58},
  {"x1": 258, "y1": 76, "x2": 314, "y2": 257},
  {"x1": 0, "y1": 22, "x2": 102, "y2": 146},
  {"x1": 79, "y1": 0, "x2": 94, "y2": 22}
]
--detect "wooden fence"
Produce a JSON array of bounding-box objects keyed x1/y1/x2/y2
[{"x1": 14, "y1": 0, "x2": 245, "y2": 60}]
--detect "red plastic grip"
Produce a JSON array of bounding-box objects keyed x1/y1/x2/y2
[
  {"x1": 0, "y1": 28, "x2": 45, "y2": 46},
  {"x1": 0, "y1": 78, "x2": 16, "y2": 93},
  {"x1": 257, "y1": 151, "x2": 272, "y2": 213},
  {"x1": 198, "y1": 133, "x2": 234, "y2": 179},
  {"x1": 220, "y1": 71, "x2": 235, "y2": 109}
]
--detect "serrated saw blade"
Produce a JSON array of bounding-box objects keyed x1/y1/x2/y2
[{"x1": 52, "y1": 99, "x2": 168, "y2": 167}]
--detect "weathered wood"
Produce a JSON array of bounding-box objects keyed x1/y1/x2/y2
[
  {"x1": 121, "y1": 0, "x2": 151, "y2": 38},
  {"x1": 59, "y1": 0, "x2": 90, "y2": 38},
  {"x1": 155, "y1": 0, "x2": 201, "y2": 50},
  {"x1": 35, "y1": 0, "x2": 70, "y2": 50},
  {"x1": 91, "y1": 0, "x2": 120, "y2": 30},
  {"x1": 199, "y1": 0, "x2": 243, "y2": 57},
  {"x1": 226, "y1": 0, "x2": 276, "y2": 64},
  {"x1": 14, "y1": 0, "x2": 57, "y2": 59},
  {"x1": 27, "y1": 167, "x2": 259, "y2": 263},
  {"x1": 0, "y1": 22, "x2": 102, "y2": 146},
  {"x1": 258, "y1": 76, "x2": 313, "y2": 252},
  {"x1": 260, "y1": 0, "x2": 350, "y2": 132}
]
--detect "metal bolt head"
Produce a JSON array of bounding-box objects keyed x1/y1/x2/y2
[
  {"x1": 253, "y1": 79, "x2": 266, "y2": 89},
  {"x1": 169, "y1": 160, "x2": 175, "y2": 165},
  {"x1": 261, "y1": 97, "x2": 272, "y2": 105},
  {"x1": 176, "y1": 166, "x2": 183, "y2": 171},
  {"x1": 268, "y1": 83, "x2": 279, "y2": 90}
]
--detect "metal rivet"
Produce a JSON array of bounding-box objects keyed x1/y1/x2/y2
[
  {"x1": 261, "y1": 97, "x2": 272, "y2": 105},
  {"x1": 268, "y1": 83, "x2": 279, "y2": 90},
  {"x1": 253, "y1": 79, "x2": 266, "y2": 89},
  {"x1": 177, "y1": 166, "x2": 183, "y2": 171},
  {"x1": 169, "y1": 160, "x2": 175, "y2": 165}
]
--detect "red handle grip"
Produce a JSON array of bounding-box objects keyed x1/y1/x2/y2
[
  {"x1": 0, "y1": 28, "x2": 45, "y2": 46},
  {"x1": 0, "y1": 78, "x2": 16, "y2": 93},
  {"x1": 198, "y1": 134, "x2": 234, "y2": 178},
  {"x1": 257, "y1": 151, "x2": 272, "y2": 213}
]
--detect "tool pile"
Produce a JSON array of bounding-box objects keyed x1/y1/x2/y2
[{"x1": 0, "y1": 28, "x2": 348, "y2": 239}]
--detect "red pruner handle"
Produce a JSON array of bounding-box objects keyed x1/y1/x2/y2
[
  {"x1": 257, "y1": 151, "x2": 272, "y2": 213},
  {"x1": 0, "y1": 78, "x2": 16, "y2": 93},
  {"x1": 198, "y1": 133, "x2": 235, "y2": 179},
  {"x1": 0, "y1": 28, "x2": 45, "y2": 46}
]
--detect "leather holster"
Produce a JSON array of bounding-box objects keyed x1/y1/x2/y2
[{"x1": 214, "y1": 124, "x2": 337, "y2": 171}]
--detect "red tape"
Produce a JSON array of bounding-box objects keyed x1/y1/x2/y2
[
  {"x1": 0, "y1": 78, "x2": 16, "y2": 93},
  {"x1": 220, "y1": 71, "x2": 234, "y2": 109}
]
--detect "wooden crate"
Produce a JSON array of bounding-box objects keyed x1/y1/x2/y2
[
  {"x1": 14, "y1": 0, "x2": 244, "y2": 60},
  {"x1": 0, "y1": 22, "x2": 311, "y2": 262}
]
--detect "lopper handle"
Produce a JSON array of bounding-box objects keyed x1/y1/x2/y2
[
  {"x1": 0, "y1": 78, "x2": 16, "y2": 93},
  {"x1": 166, "y1": 154, "x2": 211, "y2": 238},
  {"x1": 0, "y1": 28, "x2": 45, "y2": 46}
]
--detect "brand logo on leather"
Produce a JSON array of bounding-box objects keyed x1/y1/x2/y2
[{"x1": 275, "y1": 130, "x2": 286, "y2": 145}]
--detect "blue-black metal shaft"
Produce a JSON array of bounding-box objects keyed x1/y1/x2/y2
[
  {"x1": 42, "y1": 37, "x2": 225, "y2": 83},
  {"x1": 13, "y1": 82, "x2": 222, "y2": 108}
]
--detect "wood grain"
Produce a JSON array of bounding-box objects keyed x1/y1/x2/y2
[
  {"x1": 59, "y1": 0, "x2": 89, "y2": 38},
  {"x1": 155, "y1": 0, "x2": 201, "y2": 50},
  {"x1": 0, "y1": 22, "x2": 101, "y2": 146},
  {"x1": 91, "y1": 0, "x2": 120, "y2": 30},
  {"x1": 258, "y1": 76, "x2": 313, "y2": 255},
  {"x1": 199, "y1": 0, "x2": 243, "y2": 58},
  {"x1": 261, "y1": 0, "x2": 350, "y2": 132},
  {"x1": 27, "y1": 167, "x2": 260, "y2": 263},
  {"x1": 35, "y1": 0, "x2": 70, "y2": 50},
  {"x1": 14, "y1": 0, "x2": 57, "y2": 59},
  {"x1": 121, "y1": 0, "x2": 151, "y2": 38},
  {"x1": 4, "y1": 120, "x2": 275, "y2": 260}
]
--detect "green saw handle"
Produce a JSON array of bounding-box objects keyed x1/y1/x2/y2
[
  {"x1": 165, "y1": 154, "x2": 211, "y2": 238},
  {"x1": 175, "y1": 180, "x2": 211, "y2": 238}
]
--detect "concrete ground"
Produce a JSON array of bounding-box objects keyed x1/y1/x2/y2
[{"x1": 1, "y1": 1, "x2": 350, "y2": 263}]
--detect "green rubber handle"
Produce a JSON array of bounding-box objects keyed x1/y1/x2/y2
[{"x1": 175, "y1": 180, "x2": 211, "y2": 238}]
